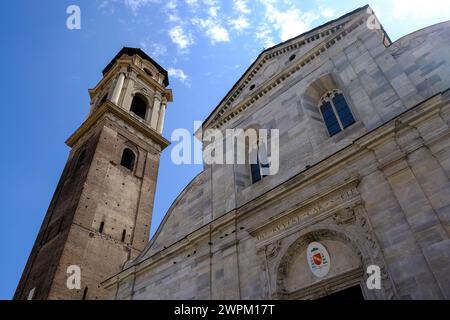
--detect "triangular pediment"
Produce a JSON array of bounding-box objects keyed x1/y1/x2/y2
[{"x1": 201, "y1": 5, "x2": 372, "y2": 133}]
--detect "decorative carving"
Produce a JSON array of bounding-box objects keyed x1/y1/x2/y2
[
  {"x1": 273, "y1": 209, "x2": 398, "y2": 300},
  {"x1": 254, "y1": 181, "x2": 361, "y2": 241},
  {"x1": 333, "y1": 208, "x2": 356, "y2": 225},
  {"x1": 266, "y1": 240, "x2": 283, "y2": 260},
  {"x1": 353, "y1": 206, "x2": 397, "y2": 300}
]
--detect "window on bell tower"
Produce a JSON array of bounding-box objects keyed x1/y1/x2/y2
[
  {"x1": 319, "y1": 90, "x2": 355, "y2": 137},
  {"x1": 120, "y1": 148, "x2": 136, "y2": 170},
  {"x1": 130, "y1": 95, "x2": 148, "y2": 120}
]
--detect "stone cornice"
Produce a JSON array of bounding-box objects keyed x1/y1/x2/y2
[
  {"x1": 89, "y1": 57, "x2": 173, "y2": 102},
  {"x1": 203, "y1": 13, "x2": 367, "y2": 132},
  {"x1": 65, "y1": 101, "x2": 170, "y2": 150}
]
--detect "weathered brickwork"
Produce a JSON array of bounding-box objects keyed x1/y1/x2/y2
[{"x1": 104, "y1": 7, "x2": 450, "y2": 300}]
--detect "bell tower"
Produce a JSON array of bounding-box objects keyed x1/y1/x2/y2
[{"x1": 14, "y1": 47, "x2": 173, "y2": 300}]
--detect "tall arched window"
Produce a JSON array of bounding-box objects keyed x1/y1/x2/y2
[
  {"x1": 248, "y1": 132, "x2": 270, "y2": 184},
  {"x1": 250, "y1": 160, "x2": 262, "y2": 184},
  {"x1": 319, "y1": 90, "x2": 355, "y2": 137},
  {"x1": 120, "y1": 148, "x2": 136, "y2": 170},
  {"x1": 251, "y1": 142, "x2": 270, "y2": 184},
  {"x1": 130, "y1": 95, "x2": 148, "y2": 120}
]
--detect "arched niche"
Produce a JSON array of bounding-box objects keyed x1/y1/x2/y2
[{"x1": 274, "y1": 226, "x2": 395, "y2": 300}]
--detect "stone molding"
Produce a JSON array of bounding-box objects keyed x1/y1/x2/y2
[
  {"x1": 205, "y1": 15, "x2": 367, "y2": 130},
  {"x1": 248, "y1": 177, "x2": 361, "y2": 244},
  {"x1": 66, "y1": 101, "x2": 170, "y2": 150}
]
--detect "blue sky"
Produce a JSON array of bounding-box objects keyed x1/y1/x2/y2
[{"x1": 0, "y1": 0, "x2": 449, "y2": 300}]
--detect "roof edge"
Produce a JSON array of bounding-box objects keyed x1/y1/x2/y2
[
  {"x1": 102, "y1": 47, "x2": 169, "y2": 86},
  {"x1": 201, "y1": 4, "x2": 371, "y2": 129}
]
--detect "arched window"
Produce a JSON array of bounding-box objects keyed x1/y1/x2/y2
[
  {"x1": 251, "y1": 143, "x2": 270, "y2": 184},
  {"x1": 251, "y1": 160, "x2": 262, "y2": 184},
  {"x1": 245, "y1": 127, "x2": 270, "y2": 184},
  {"x1": 319, "y1": 90, "x2": 355, "y2": 137},
  {"x1": 121, "y1": 229, "x2": 126, "y2": 242},
  {"x1": 130, "y1": 95, "x2": 148, "y2": 120},
  {"x1": 120, "y1": 148, "x2": 136, "y2": 170}
]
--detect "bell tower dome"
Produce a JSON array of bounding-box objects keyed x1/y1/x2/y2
[{"x1": 14, "y1": 47, "x2": 172, "y2": 300}]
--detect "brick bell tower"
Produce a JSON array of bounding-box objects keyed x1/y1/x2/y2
[{"x1": 14, "y1": 47, "x2": 173, "y2": 300}]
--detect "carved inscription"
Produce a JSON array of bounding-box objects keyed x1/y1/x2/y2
[{"x1": 255, "y1": 186, "x2": 360, "y2": 241}]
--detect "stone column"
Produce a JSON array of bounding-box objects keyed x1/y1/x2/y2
[
  {"x1": 157, "y1": 98, "x2": 167, "y2": 134},
  {"x1": 111, "y1": 73, "x2": 125, "y2": 105},
  {"x1": 150, "y1": 95, "x2": 161, "y2": 130}
]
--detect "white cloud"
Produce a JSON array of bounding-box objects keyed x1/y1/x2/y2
[
  {"x1": 140, "y1": 41, "x2": 168, "y2": 58},
  {"x1": 192, "y1": 18, "x2": 230, "y2": 43},
  {"x1": 208, "y1": 6, "x2": 219, "y2": 18},
  {"x1": 169, "y1": 26, "x2": 194, "y2": 51},
  {"x1": 229, "y1": 16, "x2": 250, "y2": 31},
  {"x1": 98, "y1": 0, "x2": 115, "y2": 14},
  {"x1": 261, "y1": 1, "x2": 320, "y2": 41},
  {"x1": 166, "y1": 0, "x2": 177, "y2": 10},
  {"x1": 168, "y1": 13, "x2": 181, "y2": 22},
  {"x1": 256, "y1": 24, "x2": 275, "y2": 48},
  {"x1": 191, "y1": 1, "x2": 230, "y2": 44},
  {"x1": 185, "y1": 0, "x2": 198, "y2": 7},
  {"x1": 233, "y1": 0, "x2": 251, "y2": 14},
  {"x1": 202, "y1": 0, "x2": 217, "y2": 6},
  {"x1": 320, "y1": 7, "x2": 335, "y2": 19},
  {"x1": 168, "y1": 67, "x2": 190, "y2": 85},
  {"x1": 185, "y1": 0, "x2": 198, "y2": 8},
  {"x1": 392, "y1": 0, "x2": 450, "y2": 19},
  {"x1": 124, "y1": 0, "x2": 160, "y2": 14}
]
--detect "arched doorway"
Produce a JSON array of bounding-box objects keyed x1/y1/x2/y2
[{"x1": 274, "y1": 228, "x2": 386, "y2": 300}]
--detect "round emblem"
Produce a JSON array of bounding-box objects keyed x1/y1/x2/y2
[{"x1": 307, "y1": 242, "x2": 331, "y2": 278}]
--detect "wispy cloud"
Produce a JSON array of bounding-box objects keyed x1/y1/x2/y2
[
  {"x1": 140, "y1": 40, "x2": 168, "y2": 58},
  {"x1": 320, "y1": 6, "x2": 336, "y2": 19},
  {"x1": 168, "y1": 67, "x2": 190, "y2": 86},
  {"x1": 169, "y1": 25, "x2": 195, "y2": 52},
  {"x1": 192, "y1": 18, "x2": 230, "y2": 43},
  {"x1": 185, "y1": 0, "x2": 199, "y2": 10},
  {"x1": 261, "y1": 0, "x2": 320, "y2": 41},
  {"x1": 124, "y1": 0, "x2": 161, "y2": 14},
  {"x1": 233, "y1": 0, "x2": 251, "y2": 14},
  {"x1": 229, "y1": 16, "x2": 250, "y2": 32},
  {"x1": 191, "y1": 0, "x2": 230, "y2": 44},
  {"x1": 255, "y1": 23, "x2": 275, "y2": 48}
]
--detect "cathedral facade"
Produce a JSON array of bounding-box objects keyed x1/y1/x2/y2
[{"x1": 17, "y1": 6, "x2": 450, "y2": 300}]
